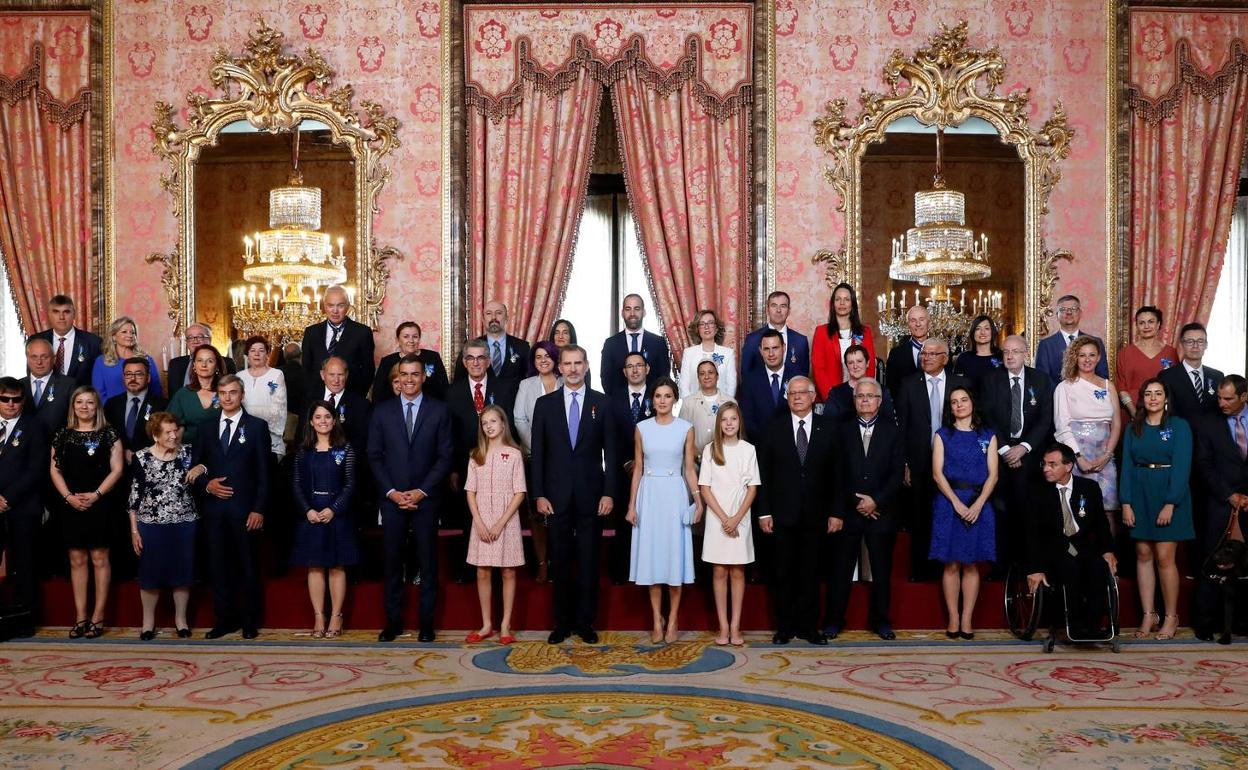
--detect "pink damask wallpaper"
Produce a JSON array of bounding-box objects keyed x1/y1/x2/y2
[
  {"x1": 772, "y1": 0, "x2": 1110, "y2": 339},
  {"x1": 110, "y1": 0, "x2": 443, "y2": 359}
]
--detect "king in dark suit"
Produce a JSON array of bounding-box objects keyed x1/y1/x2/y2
[
  {"x1": 189, "y1": 376, "x2": 271, "y2": 639},
  {"x1": 103, "y1": 357, "x2": 168, "y2": 456},
  {"x1": 599, "y1": 293, "x2": 671, "y2": 396},
  {"x1": 20, "y1": 338, "x2": 75, "y2": 434},
  {"x1": 367, "y1": 355, "x2": 453, "y2": 643},
  {"x1": 300, "y1": 287, "x2": 375, "y2": 398},
  {"x1": 31, "y1": 294, "x2": 102, "y2": 388},
  {"x1": 756, "y1": 376, "x2": 838, "y2": 645},
  {"x1": 0, "y1": 378, "x2": 50, "y2": 623},
  {"x1": 826, "y1": 379, "x2": 905, "y2": 640},
  {"x1": 530, "y1": 345, "x2": 617, "y2": 644},
  {"x1": 740, "y1": 290, "x2": 810, "y2": 383}
]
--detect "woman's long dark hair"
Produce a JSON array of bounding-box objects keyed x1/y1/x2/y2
[
  {"x1": 187, "y1": 344, "x2": 227, "y2": 392},
  {"x1": 942, "y1": 386, "x2": 983, "y2": 431},
  {"x1": 301, "y1": 400, "x2": 347, "y2": 450},
  {"x1": 826, "y1": 282, "x2": 864, "y2": 338},
  {"x1": 965, "y1": 314, "x2": 1002, "y2": 358},
  {"x1": 1131, "y1": 377, "x2": 1171, "y2": 438},
  {"x1": 547, "y1": 318, "x2": 578, "y2": 346}
]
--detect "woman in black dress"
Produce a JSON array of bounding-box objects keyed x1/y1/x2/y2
[
  {"x1": 50, "y1": 386, "x2": 125, "y2": 639},
  {"x1": 290, "y1": 401, "x2": 359, "y2": 638},
  {"x1": 953, "y1": 315, "x2": 1004, "y2": 389},
  {"x1": 371, "y1": 321, "x2": 448, "y2": 403}
]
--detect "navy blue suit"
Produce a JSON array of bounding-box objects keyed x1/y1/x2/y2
[
  {"x1": 1034, "y1": 331, "x2": 1108, "y2": 386},
  {"x1": 20, "y1": 373, "x2": 75, "y2": 436},
  {"x1": 31, "y1": 327, "x2": 102, "y2": 388},
  {"x1": 0, "y1": 414, "x2": 50, "y2": 612},
  {"x1": 737, "y1": 365, "x2": 792, "y2": 442},
  {"x1": 740, "y1": 326, "x2": 809, "y2": 383},
  {"x1": 530, "y1": 386, "x2": 618, "y2": 632},
  {"x1": 367, "y1": 394, "x2": 453, "y2": 632},
  {"x1": 193, "y1": 411, "x2": 271, "y2": 629},
  {"x1": 606, "y1": 386, "x2": 651, "y2": 581},
  {"x1": 599, "y1": 330, "x2": 671, "y2": 396}
]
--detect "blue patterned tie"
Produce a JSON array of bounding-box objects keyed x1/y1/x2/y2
[
  {"x1": 492, "y1": 340, "x2": 503, "y2": 375},
  {"x1": 126, "y1": 396, "x2": 140, "y2": 439},
  {"x1": 568, "y1": 391, "x2": 580, "y2": 447},
  {"x1": 32, "y1": 379, "x2": 43, "y2": 404},
  {"x1": 631, "y1": 392, "x2": 642, "y2": 423},
  {"x1": 220, "y1": 418, "x2": 232, "y2": 451}
]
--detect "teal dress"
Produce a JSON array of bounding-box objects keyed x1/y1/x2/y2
[
  {"x1": 1120, "y1": 417, "x2": 1194, "y2": 542},
  {"x1": 168, "y1": 387, "x2": 220, "y2": 444}
]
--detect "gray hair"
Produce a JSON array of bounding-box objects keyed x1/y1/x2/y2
[{"x1": 853, "y1": 377, "x2": 882, "y2": 395}]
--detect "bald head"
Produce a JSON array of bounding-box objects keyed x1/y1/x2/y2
[
  {"x1": 1002, "y1": 334, "x2": 1028, "y2": 374},
  {"x1": 484, "y1": 301, "x2": 508, "y2": 336},
  {"x1": 25, "y1": 337, "x2": 53, "y2": 377},
  {"x1": 907, "y1": 304, "x2": 931, "y2": 340}
]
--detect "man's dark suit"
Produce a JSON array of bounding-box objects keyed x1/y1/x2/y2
[
  {"x1": 897, "y1": 369, "x2": 972, "y2": 579},
  {"x1": 740, "y1": 326, "x2": 810, "y2": 381},
  {"x1": 530, "y1": 386, "x2": 617, "y2": 633},
  {"x1": 599, "y1": 330, "x2": 670, "y2": 396},
  {"x1": 980, "y1": 366, "x2": 1053, "y2": 567},
  {"x1": 1158, "y1": 364, "x2": 1225, "y2": 427},
  {"x1": 827, "y1": 417, "x2": 904, "y2": 632},
  {"x1": 298, "y1": 389, "x2": 371, "y2": 457},
  {"x1": 31, "y1": 327, "x2": 102, "y2": 387},
  {"x1": 756, "y1": 411, "x2": 837, "y2": 638},
  {"x1": 454, "y1": 334, "x2": 531, "y2": 385},
  {"x1": 104, "y1": 391, "x2": 168, "y2": 453},
  {"x1": 373, "y1": 350, "x2": 449, "y2": 403},
  {"x1": 192, "y1": 411, "x2": 271, "y2": 630},
  {"x1": 0, "y1": 415, "x2": 49, "y2": 613},
  {"x1": 367, "y1": 395, "x2": 453, "y2": 633},
  {"x1": 1192, "y1": 411, "x2": 1248, "y2": 634},
  {"x1": 884, "y1": 335, "x2": 923, "y2": 401},
  {"x1": 301, "y1": 317, "x2": 375, "y2": 398},
  {"x1": 738, "y1": 365, "x2": 793, "y2": 442},
  {"x1": 824, "y1": 381, "x2": 896, "y2": 424},
  {"x1": 1024, "y1": 476, "x2": 1114, "y2": 631},
  {"x1": 20, "y1": 373, "x2": 75, "y2": 434},
  {"x1": 166, "y1": 354, "x2": 236, "y2": 399},
  {"x1": 606, "y1": 386, "x2": 651, "y2": 582},
  {"x1": 1034, "y1": 332, "x2": 1109, "y2": 386}
]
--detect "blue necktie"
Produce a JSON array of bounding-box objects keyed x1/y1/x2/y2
[
  {"x1": 770, "y1": 373, "x2": 780, "y2": 406},
  {"x1": 125, "y1": 396, "x2": 140, "y2": 439},
  {"x1": 328, "y1": 323, "x2": 342, "y2": 350},
  {"x1": 568, "y1": 391, "x2": 580, "y2": 447},
  {"x1": 405, "y1": 401, "x2": 415, "y2": 441},
  {"x1": 220, "y1": 417, "x2": 232, "y2": 451},
  {"x1": 492, "y1": 340, "x2": 503, "y2": 375},
  {"x1": 32, "y1": 379, "x2": 43, "y2": 404},
  {"x1": 631, "y1": 392, "x2": 642, "y2": 423},
  {"x1": 630, "y1": 333, "x2": 639, "y2": 353}
]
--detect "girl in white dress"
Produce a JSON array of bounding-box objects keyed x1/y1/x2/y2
[{"x1": 698, "y1": 401, "x2": 759, "y2": 646}]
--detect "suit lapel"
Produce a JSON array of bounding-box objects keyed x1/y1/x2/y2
[{"x1": 407, "y1": 399, "x2": 429, "y2": 445}]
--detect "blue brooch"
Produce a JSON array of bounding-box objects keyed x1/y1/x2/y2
[
  {"x1": 711, "y1": 352, "x2": 724, "y2": 366},
  {"x1": 331, "y1": 447, "x2": 346, "y2": 466},
  {"x1": 977, "y1": 437, "x2": 991, "y2": 454},
  {"x1": 852, "y1": 333, "x2": 864, "y2": 345},
  {"x1": 178, "y1": 446, "x2": 193, "y2": 470},
  {"x1": 1160, "y1": 357, "x2": 1173, "y2": 369},
  {"x1": 424, "y1": 363, "x2": 435, "y2": 377},
  {"x1": 508, "y1": 349, "x2": 519, "y2": 364},
  {"x1": 1028, "y1": 386, "x2": 1037, "y2": 407},
  {"x1": 710, "y1": 403, "x2": 720, "y2": 415},
  {"x1": 237, "y1": 426, "x2": 246, "y2": 444},
  {"x1": 1093, "y1": 389, "x2": 1108, "y2": 400},
  {"x1": 642, "y1": 349, "x2": 649, "y2": 361},
  {"x1": 1159, "y1": 427, "x2": 1173, "y2": 442},
  {"x1": 267, "y1": 381, "x2": 278, "y2": 395},
  {"x1": 84, "y1": 437, "x2": 99, "y2": 456},
  {"x1": 990, "y1": 357, "x2": 1002, "y2": 368},
  {"x1": 210, "y1": 393, "x2": 220, "y2": 409}
]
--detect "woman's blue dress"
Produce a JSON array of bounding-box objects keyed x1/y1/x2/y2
[
  {"x1": 629, "y1": 417, "x2": 695, "y2": 586},
  {"x1": 290, "y1": 444, "x2": 360, "y2": 567},
  {"x1": 929, "y1": 426, "x2": 997, "y2": 564}
]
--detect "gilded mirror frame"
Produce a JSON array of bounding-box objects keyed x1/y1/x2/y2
[
  {"x1": 811, "y1": 22, "x2": 1075, "y2": 352},
  {"x1": 147, "y1": 20, "x2": 402, "y2": 337}
]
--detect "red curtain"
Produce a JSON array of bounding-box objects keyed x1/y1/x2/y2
[
  {"x1": 468, "y1": 71, "x2": 602, "y2": 342},
  {"x1": 1129, "y1": 41, "x2": 1248, "y2": 344},
  {"x1": 0, "y1": 43, "x2": 92, "y2": 334},
  {"x1": 611, "y1": 66, "x2": 750, "y2": 362}
]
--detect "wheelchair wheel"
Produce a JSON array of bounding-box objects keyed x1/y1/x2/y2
[{"x1": 1004, "y1": 563, "x2": 1044, "y2": 641}]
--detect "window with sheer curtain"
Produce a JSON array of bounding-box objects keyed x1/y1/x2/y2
[
  {"x1": 1205, "y1": 195, "x2": 1248, "y2": 376},
  {"x1": 0, "y1": 257, "x2": 25, "y2": 377}
]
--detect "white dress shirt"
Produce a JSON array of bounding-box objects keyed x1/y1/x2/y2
[
  {"x1": 0, "y1": 415, "x2": 19, "y2": 447},
  {"x1": 28, "y1": 373, "x2": 52, "y2": 404},
  {"x1": 54, "y1": 328, "x2": 77, "y2": 375},
  {"x1": 790, "y1": 410, "x2": 813, "y2": 442},
  {"x1": 1055, "y1": 478, "x2": 1079, "y2": 534},
  {"x1": 563, "y1": 384, "x2": 586, "y2": 424},
  {"x1": 1000, "y1": 368, "x2": 1032, "y2": 453},
  {"x1": 217, "y1": 409, "x2": 244, "y2": 446}
]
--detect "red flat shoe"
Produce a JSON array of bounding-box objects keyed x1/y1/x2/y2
[
  {"x1": 499, "y1": 634, "x2": 515, "y2": 645},
  {"x1": 465, "y1": 630, "x2": 496, "y2": 643}
]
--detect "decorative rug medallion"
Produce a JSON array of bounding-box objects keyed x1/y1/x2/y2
[{"x1": 473, "y1": 634, "x2": 737, "y2": 677}]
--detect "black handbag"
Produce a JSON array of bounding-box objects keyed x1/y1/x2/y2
[{"x1": 1202, "y1": 507, "x2": 1247, "y2": 584}]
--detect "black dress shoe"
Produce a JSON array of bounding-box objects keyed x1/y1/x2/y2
[
  {"x1": 418, "y1": 629, "x2": 435, "y2": 643},
  {"x1": 803, "y1": 631, "x2": 828, "y2": 645},
  {"x1": 578, "y1": 628, "x2": 599, "y2": 644},
  {"x1": 875, "y1": 625, "x2": 897, "y2": 641},
  {"x1": 822, "y1": 626, "x2": 841, "y2": 640},
  {"x1": 771, "y1": 632, "x2": 791, "y2": 645},
  {"x1": 945, "y1": 630, "x2": 959, "y2": 639},
  {"x1": 139, "y1": 629, "x2": 156, "y2": 641},
  {"x1": 205, "y1": 625, "x2": 239, "y2": 639},
  {"x1": 958, "y1": 631, "x2": 975, "y2": 641},
  {"x1": 1218, "y1": 632, "x2": 1232, "y2": 646},
  {"x1": 548, "y1": 628, "x2": 570, "y2": 644},
  {"x1": 1194, "y1": 628, "x2": 1215, "y2": 642},
  {"x1": 242, "y1": 628, "x2": 259, "y2": 640},
  {"x1": 378, "y1": 626, "x2": 400, "y2": 642},
  {"x1": 176, "y1": 627, "x2": 192, "y2": 639}
]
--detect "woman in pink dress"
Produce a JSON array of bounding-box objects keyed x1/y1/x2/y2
[
  {"x1": 1116, "y1": 306, "x2": 1178, "y2": 419},
  {"x1": 464, "y1": 405, "x2": 527, "y2": 644}
]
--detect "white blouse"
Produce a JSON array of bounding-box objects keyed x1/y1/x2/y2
[
  {"x1": 679, "y1": 344, "x2": 736, "y2": 400},
  {"x1": 513, "y1": 374, "x2": 561, "y2": 455},
  {"x1": 1053, "y1": 375, "x2": 1116, "y2": 451},
  {"x1": 240, "y1": 367, "x2": 288, "y2": 457}
]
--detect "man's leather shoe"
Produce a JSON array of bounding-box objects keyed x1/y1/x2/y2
[
  {"x1": 771, "y1": 631, "x2": 791, "y2": 644},
  {"x1": 242, "y1": 628, "x2": 259, "y2": 640},
  {"x1": 205, "y1": 625, "x2": 238, "y2": 639},
  {"x1": 1218, "y1": 632, "x2": 1232, "y2": 645},
  {"x1": 418, "y1": 629, "x2": 435, "y2": 643},
  {"x1": 548, "y1": 628, "x2": 570, "y2": 644},
  {"x1": 803, "y1": 631, "x2": 828, "y2": 645},
  {"x1": 875, "y1": 624, "x2": 897, "y2": 641},
  {"x1": 1194, "y1": 628, "x2": 1215, "y2": 642},
  {"x1": 578, "y1": 628, "x2": 599, "y2": 644},
  {"x1": 378, "y1": 626, "x2": 400, "y2": 642},
  {"x1": 821, "y1": 626, "x2": 841, "y2": 640}
]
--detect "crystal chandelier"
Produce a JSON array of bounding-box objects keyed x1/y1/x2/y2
[
  {"x1": 229, "y1": 128, "x2": 351, "y2": 345},
  {"x1": 876, "y1": 126, "x2": 1000, "y2": 350}
]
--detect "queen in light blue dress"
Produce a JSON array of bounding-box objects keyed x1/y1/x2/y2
[{"x1": 629, "y1": 416, "x2": 697, "y2": 586}]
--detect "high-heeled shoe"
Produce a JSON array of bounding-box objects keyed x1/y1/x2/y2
[
  {"x1": 311, "y1": 612, "x2": 326, "y2": 639},
  {"x1": 325, "y1": 613, "x2": 344, "y2": 638},
  {"x1": 139, "y1": 629, "x2": 156, "y2": 641},
  {"x1": 69, "y1": 620, "x2": 89, "y2": 639},
  {"x1": 1135, "y1": 610, "x2": 1160, "y2": 639},
  {"x1": 945, "y1": 630, "x2": 959, "y2": 639},
  {"x1": 176, "y1": 627, "x2": 192, "y2": 639},
  {"x1": 1155, "y1": 614, "x2": 1180, "y2": 641},
  {"x1": 650, "y1": 620, "x2": 666, "y2": 645},
  {"x1": 84, "y1": 621, "x2": 106, "y2": 639}
]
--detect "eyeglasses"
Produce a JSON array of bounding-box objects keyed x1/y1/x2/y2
[
  {"x1": 698, "y1": 321, "x2": 717, "y2": 328},
  {"x1": 1180, "y1": 338, "x2": 1208, "y2": 347},
  {"x1": 919, "y1": 351, "x2": 948, "y2": 358},
  {"x1": 0, "y1": 395, "x2": 22, "y2": 403},
  {"x1": 1056, "y1": 307, "x2": 1080, "y2": 315},
  {"x1": 186, "y1": 334, "x2": 211, "y2": 342},
  {"x1": 787, "y1": 389, "x2": 816, "y2": 397},
  {"x1": 122, "y1": 372, "x2": 148, "y2": 379},
  {"x1": 463, "y1": 354, "x2": 490, "y2": 362}
]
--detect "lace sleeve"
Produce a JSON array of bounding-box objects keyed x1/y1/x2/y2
[
  {"x1": 127, "y1": 452, "x2": 146, "y2": 512},
  {"x1": 291, "y1": 450, "x2": 311, "y2": 513},
  {"x1": 330, "y1": 444, "x2": 356, "y2": 515}
]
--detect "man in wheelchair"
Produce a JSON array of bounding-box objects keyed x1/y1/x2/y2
[{"x1": 1024, "y1": 444, "x2": 1119, "y2": 637}]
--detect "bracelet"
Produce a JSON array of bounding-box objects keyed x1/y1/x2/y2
[{"x1": 94, "y1": 489, "x2": 103, "y2": 498}]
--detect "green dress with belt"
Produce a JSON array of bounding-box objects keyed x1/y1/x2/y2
[
  {"x1": 1120, "y1": 416, "x2": 1194, "y2": 542},
  {"x1": 168, "y1": 388, "x2": 221, "y2": 444}
]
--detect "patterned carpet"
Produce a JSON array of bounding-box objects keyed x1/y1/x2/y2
[{"x1": 0, "y1": 629, "x2": 1245, "y2": 769}]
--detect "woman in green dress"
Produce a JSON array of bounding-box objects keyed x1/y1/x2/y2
[
  {"x1": 1121, "y1": 377, "x2": 1194, "y2": 641},
  {"x1": 168, "y1": 345, "x2": 227, "y2": 443}
]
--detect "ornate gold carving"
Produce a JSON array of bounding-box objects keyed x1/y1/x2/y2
[
  {"x1": 1038, "y1": 246, "x2": 1074, "y2": 338},
  {"x1": 149, "y1": 19, "x2": 402, "y2": 336},
  {"x1": 811, "y1": 21, "x2": 1074, "y2": 349},
  {"x1": 811, "y1": 248, "x2": 848, "y2": 288}
]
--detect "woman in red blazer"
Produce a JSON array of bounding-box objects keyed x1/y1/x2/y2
[{"x1": 812, "y1": 282, "x2": 877, "y2": 401}]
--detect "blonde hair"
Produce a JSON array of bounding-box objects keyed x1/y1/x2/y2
[
  {"x1": 1061, "y1": 335, "x2": 1101, "y2": 382},
  {"x1": 102, "y1": 316, "x2": 148, "y2": 366},
  {"x1": 66, "y1": 386, "x2": 106, "y2": 430},
  {"x1": 470, "y1": 404, "x2": 521, "y2": 466},
  {"x1": 709, "y1": 400, "x2": 745, "y2": 466}
]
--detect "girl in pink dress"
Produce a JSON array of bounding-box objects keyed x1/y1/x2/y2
[{"x1": 464, "y1": 405, "x2": 526, "y2": 644}]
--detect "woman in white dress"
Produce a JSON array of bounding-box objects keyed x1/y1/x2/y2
[
  {"x1": 679, "y1": 309, "x2": 735, "y2": 399},
  {"x1": 238, "y1": 335, "x2": 288, "y2": 460},
  {"x1": 678, "y1": 360, "x2": 726, "y2": 453},
  {"x1": 1054, "y1": 336, "x2": 1122, "y2": 513},
  {"x1": 698, "y1": 401, "x2": 758, "y2": 646}
]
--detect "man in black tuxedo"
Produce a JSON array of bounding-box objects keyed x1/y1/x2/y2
[
  {"x1": 599, "y1": 293, "x2": 670, "y2": 395},
  {"x1": 30, "y1": 294, "x2": 101, "y2": 388},
  {"x1": 980, "y1": 335, "x2": 1053, "y2": 571},
  {"x1": 1025, "y1": 444, "x2": 1118, "y2": 636},
  {"x1": 368, "y1": 356, "x2": 453, "y2": 642},
  {"x1": 884, "y1": 304, "x2": 931, "y2": 401},
  {"x1": 165, "y1": 323, "x2": 236, "y2": 399},
  {"x1": 1192, "y1": 376, "x2": 1248, "y2": 644},
  {"x1": 1158, "y1": 323, "x2": 1224, "y2": 427},
  {"x1": 104, "y1": 357, "x2": 168, "y2": 459},
  {"x1": 188, "y1": 375, "x2": 271, "y2": 639},
  {"x1": 740, "y1": 290, "x2": 810, "y2": 381},
  {"x1": 454, "y1": 301, "x2": 531, "y2": 386},
  {"x1": 301, "y1": 286, "x2": 375, "y2": 398},
  {"x1": 826, "y1": 379, "x2": 905, "y2": 640},
  {"x1": 20, "y1": 338, "x2": 74, "y2": 433},
  {"x1": 531, "y1": 344, "x2": 617, "y2": 644},
  {"x1": 0, "y1": 378, "x2": 50, "y2": 625},
  {"x1": 897, "y1": 337, "x2": 971, "y2": 581},
  {"x1": 606, "y1": 351, "x2": 652, "y2": 583},
  {"x1": 756, "y1": 376, "x2": 838, "y2": 645}
]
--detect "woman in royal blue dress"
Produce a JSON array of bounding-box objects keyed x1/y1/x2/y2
[{"x1": 930, "y1": 385, "x2": 998, "y2": 640}]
